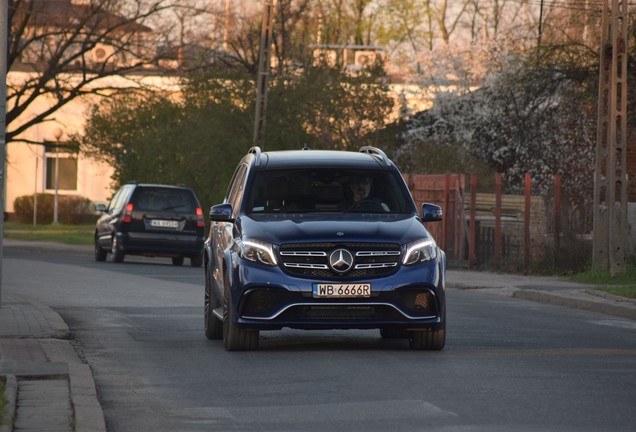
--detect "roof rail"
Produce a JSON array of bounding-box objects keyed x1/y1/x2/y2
[
  {"x1": 248, "y1": 146, "x2": 262, "y2": 166},
  {"x1": 359, "y1": 146, "x2": 390, "y2": 167}
]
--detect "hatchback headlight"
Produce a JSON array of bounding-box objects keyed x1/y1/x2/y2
[
  {"x1": 240, "y1": 240, "x2": 278, "y2": 266},
  {"x1": 403, "y1": 239, "x2": 437, "y2": 265}
]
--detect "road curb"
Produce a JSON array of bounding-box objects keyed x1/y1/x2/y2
[
  {"x1": 28, "y1": 296, "x2": 70, "y2": 339},
  {"x1": 68, "y1": 364, "x2": 107, "y2": 432},
  {"x1": 513, "y1": 289, "x2": 636, "y2": 320}
]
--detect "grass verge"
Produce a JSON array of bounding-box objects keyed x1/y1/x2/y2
[
  {"x1": 3, "y1": 222, "x2": 93, "y2": 245},
  {"x1": 570, "y1": 262, "x2": 636, "y2": 299}
]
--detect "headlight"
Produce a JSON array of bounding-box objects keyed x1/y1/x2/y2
[
  {"x1": 403, "y1": 239, "x2": 437, "y2": 265},
  {"x1": 240, "y1": 240, "x2": 278, "y2": 266}
]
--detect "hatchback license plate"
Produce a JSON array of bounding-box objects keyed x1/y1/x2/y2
[
  {"x1": 313, "y1": 283, "x2": 371, "y2": 298},
  {"x1": 150, "y1": 219, "x2": 179, "y2": 228}
]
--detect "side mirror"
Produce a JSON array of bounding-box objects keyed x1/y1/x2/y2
[
  {"x1": 95, "y1": 203, "x2": 107, "y2": 213},
  {"x1": 209, "y1": 203, "x2": 234, "y2": 222},
  {"x1": 422, "y1": 203, "x2": 442, "y2": 222}
]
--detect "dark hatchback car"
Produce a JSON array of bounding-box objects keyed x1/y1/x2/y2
[
  {"x1": 204, "y1": 146, "x2": 446, "y2": 351},
  {"x1": 95, "y1": 183, "x2": 205, "y2": 266}
]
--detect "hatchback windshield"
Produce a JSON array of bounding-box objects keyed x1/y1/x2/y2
[{"x1": 244, "y1": 169, "x2": 414, "y2": 214}]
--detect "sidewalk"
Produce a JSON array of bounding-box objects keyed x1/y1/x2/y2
[
  {"x1": 1, "y1": 241, "x2": 106, "y2": 432},
  {"x1": 0, "y1": 292, "x2": 106, "y2": 432},
  {"x1": 1, "y1": 239, "x2": 635, "y2": 432},
  {"x1": 447, "y1": 268, "x2": 636, "y2": 320}
]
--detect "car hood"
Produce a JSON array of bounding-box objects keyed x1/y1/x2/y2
[{"x1": 238, "y1": 214, "x2": 434, "y2": 245}]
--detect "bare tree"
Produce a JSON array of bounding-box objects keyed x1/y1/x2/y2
[
  {"x1": 7, "y1": 0, "x2": 174, "y2": 145},
  {"x1": 150, "y1": 0, "x2": 215, "y2": 70}
]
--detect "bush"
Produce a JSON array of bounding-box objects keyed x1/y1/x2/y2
[{"x1": 13, "y1": 194, "x2": 96, "y2": 224}]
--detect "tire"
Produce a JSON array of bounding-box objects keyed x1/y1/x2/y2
[
  {"x1": 408, "y1": 325, "x2": 446, "y2": 351},
  {"x1": 190, "y1": 253, "x2": 203, "y2": 268},
  {"x1": 223, "y1": 275, "x2": 258, "y2": 351},
  {"x1": 94, "y1": 237, "x2": 107, "y2": 262},
  {"x1": 204, "y1": 263, "x2": 223, "y2": 340},
  {"x1": 380, "y1": 327, "x2": 407, "y2": 339},
  {"x1": 111, "y1": 236, "x2": 125, "y2": 263},
  {"x1": 172, "y1": 256, "x2": 184, "y2": 266}
]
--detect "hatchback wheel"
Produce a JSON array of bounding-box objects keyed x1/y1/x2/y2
[
  {"x1": 94, "y1": 238, "x2": 107, "y2": 262},
  {"x1": 172, "y1": 256, "x2": 184, "y2": 266},
  {"x1": 111, "y1": 236, "x2": 125, "y2": 263}
]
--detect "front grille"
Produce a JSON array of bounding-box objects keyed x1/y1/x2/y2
[{"x1": 279, "y1": 242, "x2": 401, "y2": 279}]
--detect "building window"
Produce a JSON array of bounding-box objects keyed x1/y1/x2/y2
[{"x1": 46, "y1": 155, "x2": 78, "y2": 190}]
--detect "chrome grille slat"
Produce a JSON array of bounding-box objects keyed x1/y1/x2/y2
[
  {"x1": 356, "y1": 251, "x2": 401, "y2": 256},
  {"x1": 355, "y1": 262, "x2": 398, "y2": 269},
  {"x1": 280, "y1": 251, "x2": 327, "y2": 257},
  {"x1": 284, "y1": 263, "x2": 329, "y2": 269}
]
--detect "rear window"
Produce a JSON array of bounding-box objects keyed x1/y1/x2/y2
[{"x1": 132, "y1": 187, "x2": 198, "y2": 212}]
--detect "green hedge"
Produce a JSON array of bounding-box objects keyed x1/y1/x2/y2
[{"x1": 13, "y1": 193, "x2": 97, "y2": 224}]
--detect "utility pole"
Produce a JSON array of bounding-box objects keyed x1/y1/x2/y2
[
  {"x1": 0, "y1": 0, "x2": 8, "y2": 306},
  {"x1": 537, "y1": 0, "x2": 544, "y2": 47},
  {"x1": 593, "y1": 0, "x2": 628, "y2": 276},
  {"x1": 222, "y1": 0, "x2": 230, "y2": 51},
  {"x1": 252, "y1": 0, "x2": 276, "y2": 149},
  {"x1": 52, "y1": 128, "x2": 63, "y2": 225}
]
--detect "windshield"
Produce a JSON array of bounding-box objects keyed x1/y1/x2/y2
[{"x1": 244, "y1": 169, "x2": 415, "y2": 215}]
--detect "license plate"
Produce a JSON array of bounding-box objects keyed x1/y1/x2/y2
[
  {"x1": 313, "y1": 283, "x2": 371, "y2": 298},
  {"x1": 150, "y1": 219, "x2": 179, "y2": 228}
]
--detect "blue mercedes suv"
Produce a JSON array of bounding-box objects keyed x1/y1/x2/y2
[{"x1": 204, "y1": 146, "x2": 446, "y2": 350}]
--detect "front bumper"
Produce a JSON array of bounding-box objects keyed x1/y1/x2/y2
[{"x1": 229, "y1": 258, "x2": 446, "y2": 331}]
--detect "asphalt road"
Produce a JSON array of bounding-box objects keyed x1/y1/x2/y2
[{"x1": 4, "y1": 248, "x2": 636, "y2": 432}]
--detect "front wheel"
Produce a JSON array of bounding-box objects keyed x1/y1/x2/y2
[
  {"x1": 172, "y1": 256, "x2": 184, "y2": 266},
  {"x1": 379, "y1": 328, "x2": 407, "y2": 339},
  {"x1": 190, "y1": 253, "x2": 203, "y2": 267},
  {"x1": 204, "y1": 263, "x2": 223, "y2": 340},
  {"x1": 223, "y1": 275, "x2": 259, "y2": 351},
  {"x1": 408, "y1": 325, "x2": 446, "y2": 351}
]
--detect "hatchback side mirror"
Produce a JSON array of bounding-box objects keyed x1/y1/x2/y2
[
  {"x1": 422, "y1": 203, "x2": 442, "y2": 222},
  {"x1": 209, "y1": 203, "x2": 234, "y2": 222},
  {"x1": 95, "y1": 203, "x2": 107, "y2": 213}
]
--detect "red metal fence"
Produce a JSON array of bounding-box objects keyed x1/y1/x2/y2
[{"x1": 405, "y1": 173, "x2": 598, "y2": 272}]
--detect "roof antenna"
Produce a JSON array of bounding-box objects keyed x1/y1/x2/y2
[{"x1": 302, "y1": 143, "x2": 310, "y2": 150}]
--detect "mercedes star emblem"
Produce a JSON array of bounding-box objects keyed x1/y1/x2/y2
[{"x1": 329, "y1": 249, "x2": 354, "y2": 273}]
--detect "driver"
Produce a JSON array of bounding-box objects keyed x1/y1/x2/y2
[
  {"x1": 349, "y1": 175, "x2": 372, "y2": 203},
  {"x1": 346, "y1": 175, "x2": 389, "y2": 211}
]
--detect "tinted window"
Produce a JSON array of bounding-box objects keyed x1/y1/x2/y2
[
  {"x1": 133, "y1": 188, "x2": 197, "y2": 212},
  {"x1": 108, "y1": 185, "x2": 133, "y2": 213},
  {"x1": 227, "y1": 165, "x2": 247, "y2": 213},
  {"x1": 244, "y1": 169, "x2": 414, "y2": 214}
]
